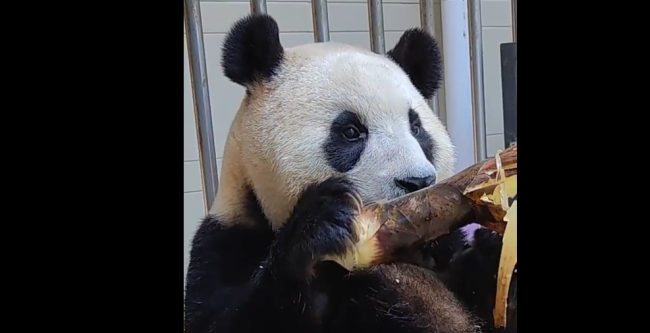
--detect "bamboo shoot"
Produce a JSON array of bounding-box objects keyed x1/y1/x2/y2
[{"x1": 325, "y1": 145, "x2": 518, "y2": 270}]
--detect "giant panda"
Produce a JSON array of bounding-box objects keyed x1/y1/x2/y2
[{"x1": 185, "y1": 14, "x2": 504, "y2": 333}]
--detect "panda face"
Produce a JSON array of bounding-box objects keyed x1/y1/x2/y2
[
  {"x1": 306, "y1": 49, "x2": 448, "y2": 202},
  {"x1": 325, "y1": 107, "x2": 437, "y2": 202},
  {"x1": 216, "y1": 15, "x2": 455, "y2": 228}
]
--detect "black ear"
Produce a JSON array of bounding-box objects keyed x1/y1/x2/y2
[
  {"x1": 386, "y1": 29, "x2": 442, "y2": 100},
  {"x1": 221, "y1": 14, "x2": 284, "y2": 87}
]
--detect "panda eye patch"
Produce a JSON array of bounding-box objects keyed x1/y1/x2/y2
[
  {"x1": 408, "y1": 109, "x2": 423, "y2": 136},
  {"x1": 411, "y1": 124, "x2": 421, "y2": 136},
  {"x1": 325, "y1": 111, "x2": 368, "y2": 172},
  {"x1": 330, "y1": 110, "x2": 367, "y2": 142},
  {"x1": 342, "y1": 125, "x2": 362, "y2": 140}
]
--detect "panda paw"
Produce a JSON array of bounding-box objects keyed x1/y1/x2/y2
[
  {"x1": 472, "y1": 228, "x2": 503, "y2": 262},
  {"x1": 271, "y1": 177, "x2": 361, "y2": 280}
]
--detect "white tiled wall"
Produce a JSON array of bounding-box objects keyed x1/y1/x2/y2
[
  {"x1": 183, "y1": 0, "x2": 514, "y2": 275},
  {"x1": 481, "y1": 0, "x2": 514, "y2": 157}
]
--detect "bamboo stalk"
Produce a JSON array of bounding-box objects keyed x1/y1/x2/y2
[
  {"x1": 325, "y1": 144, "x2": 517, "y2": 270},
  {"x1": 326, "y1": 183, "x2": 475, "y2": 270},
  {"x1": 494, "y1": 199, "x2": 517, "y2": 329}
]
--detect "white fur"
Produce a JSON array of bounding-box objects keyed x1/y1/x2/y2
[{"x1": 213, "y1": 42, "x2": 456, "y2": 230}]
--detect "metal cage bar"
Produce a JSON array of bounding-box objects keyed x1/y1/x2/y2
[
  {"x1": 184, "y1": 0, "x2": 219, "y2": 209},
  {"x1": 512, "y1": 0, "x2": 517, "y2": 41},
  {"x1": 311, "y1": 0, "x2": 330, "y2": 42},
  {"x1": 367, "y1": 0, "x2": 386, "y2": 54},
  {"x1": 468, "y1": 0, "x2": 487, "y2": 161},
  {"x1": 250, "y1": 0, "x2": 267, "y2": 15},
  {"x1": 183, "y1": 0, "x2": 492, "y2": 206}
]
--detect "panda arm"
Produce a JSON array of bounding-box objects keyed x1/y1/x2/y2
[
  {"x1": 186, "y1": 177, "x2": 367, "y2": 333},
  {"x1": 183, "y1": 210, "x2": 326, "y2": 333},
  {"x1": 185, "y1": 216, "x2": 280, "y2": 333}
]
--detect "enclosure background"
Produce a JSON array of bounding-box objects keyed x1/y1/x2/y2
[{"x1": 183, "y1": 0, "x2": 514, "y2": 279}]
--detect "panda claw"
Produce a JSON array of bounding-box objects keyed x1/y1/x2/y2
[{"x1": 344, "y1": 191, "x2": 363, "y2": 213}]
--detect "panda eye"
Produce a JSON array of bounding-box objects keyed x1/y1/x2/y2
[
  {"x1": 342, "y1": 125, "x2": 362, "y2": 140},
  {"x1": 411, "y1": 124, "x2": 421, "y2": 136}
]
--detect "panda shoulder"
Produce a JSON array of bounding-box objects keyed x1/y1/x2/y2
[{"x1": 191, "y1": 211, "x2": 273, "y2": 247}]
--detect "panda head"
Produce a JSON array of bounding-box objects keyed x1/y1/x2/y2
[{"x1": 214, "y1": 14, "x2": 455, "y2": 230}]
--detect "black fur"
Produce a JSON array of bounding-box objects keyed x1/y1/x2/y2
[
  {"x1": 185, "y1": 178, "x2": 360, "y2": 332},
  {"x1": 409, "y1": 108, "x2": 437, "y2": 163},
  {"x1": 432, "y1": 228, "x2": 504, "y2": 331},
  {"x1": 184, "y1": 190, "x2": 275, "y2": 333},
  {"x1": 324, "y1": 111, "x2": 368, "y2": 173},
  {"x1": 185, "y1": 176, "x2": 504, "y2": 333},
  {"x1": 386, "y1": 29, "x2": 443, "y2": 100},
  {"x1": 221, "y1": 14, "x2": 284, "y2": 87},
  {"x1": 269, "y1": 177, "x2": 361, "y2": 280},
  {"x1": 421, "y1": 228, "x2": 470, "y2": 271},
  {"x1": 330, "y1": 263, "x2": 480, "y2": 333}
]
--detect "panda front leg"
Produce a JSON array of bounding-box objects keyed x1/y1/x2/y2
[{"x1": 225, "y1": 177, "x2": 361, "y2": 332}]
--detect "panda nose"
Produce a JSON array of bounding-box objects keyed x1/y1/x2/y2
[{"x1": 394, "y1": 176, "x2": 436, "y2": 193}]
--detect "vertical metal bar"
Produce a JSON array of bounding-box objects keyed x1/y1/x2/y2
[
  {"x1": 184, "y1": 0, "x2": 219, "y2": 209},
  {"x1": 368, "y1": 0, "x2": 385, "y2": 54},
  {"x1": 419, "y1": 0, "x2": 441, "y2": 120},
  {"x1": 250, "y1": 0, "x2": 267, "y2": 15},
  {"x1": 512, "y1": 0, "x2": 517, "y2": 41},
  {"x1": 468, "y1": 0, "x2": 487, "y2": 161},
  {"x1": 311, "y1": 0, "x2": 330, "y2": 42}
]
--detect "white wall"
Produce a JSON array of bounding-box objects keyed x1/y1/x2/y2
[
  {"x1": 183, "y1": 0, "x2": 514, "y2": 276},
  {"x1": 481, "y1": 0, "x2": 513, "y2": 157}
]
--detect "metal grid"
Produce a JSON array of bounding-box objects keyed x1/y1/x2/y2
[{"x1": 184, "y1": 0, "x2": 489, "y2": 206}]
